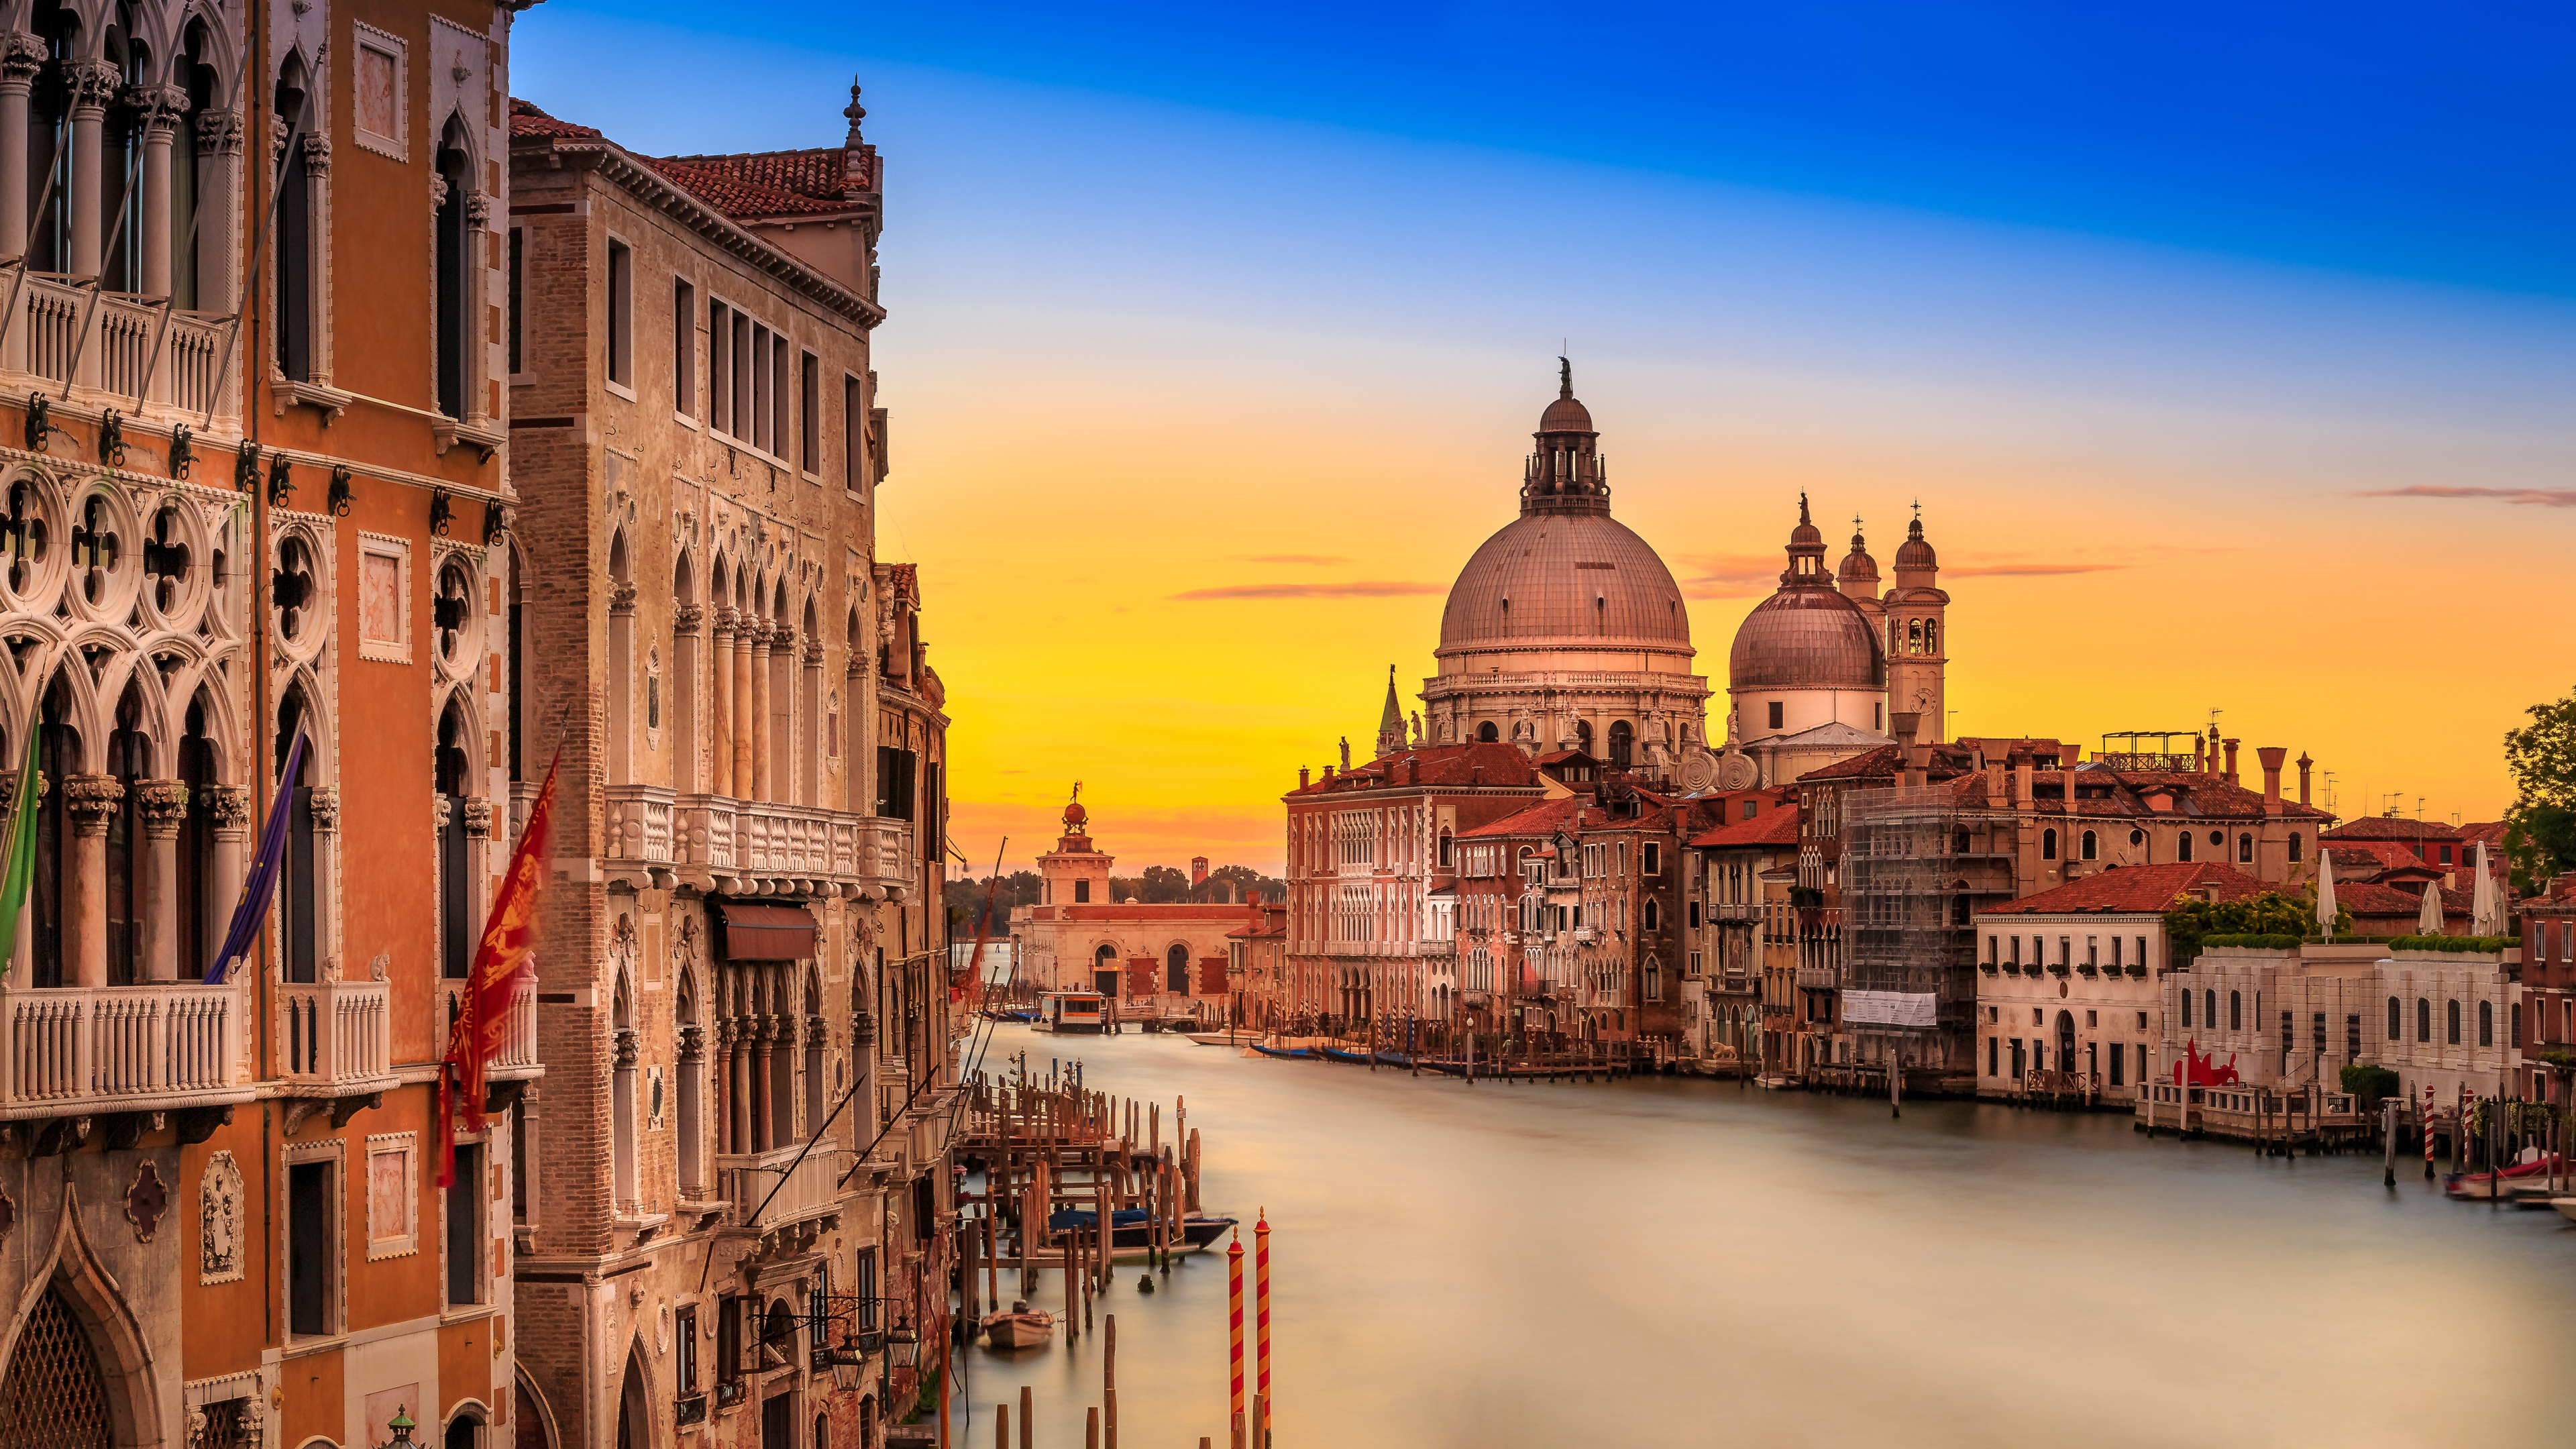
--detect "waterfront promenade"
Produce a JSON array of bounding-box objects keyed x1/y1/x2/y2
[{"x1": 951, "y1": 1030, "x2": 2576, "y2": 1448}]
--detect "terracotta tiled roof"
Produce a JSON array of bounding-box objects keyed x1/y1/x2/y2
[
  {"x1": 1981, "y1": 863, "x2": 2269, "y2": 916},
  {"x1": 1690, "y1": 804, "x2": 1799, "y2": 849},
  {"x1": 2321, "y1": 815, "x2": 2461, "y2": 841},
  {"x1": 1458, "y1": 794, "x2": 1597, "y2": 839},
  {"x1": 507, "y1": 97, "x2": 600, "y2": 139},
  {"x1": 1286, "y1": 743, "x2": 1540, "y2": 797},
  {"x1": 2098, "y1": 769, "x2": 2333, "y2": 821},
  {"x1": 1046, "y1": 905, "x2": 1258, "y2": 922},
  {"x1": 649, "y1": 147, "x2": 863, "y2": 220},
  {"x1": 2335, "y1": 880, "x2": 2472, "y2": 922},
  {"x1": 1796, "y1": 745, "x2": 1903, "y2": 782}
]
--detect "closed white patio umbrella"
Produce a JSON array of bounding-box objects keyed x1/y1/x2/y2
[
  {"x1": 2416, "y1": 877, "x2": 2445, "y2": 936},
  {"x1": 2316, "y1": 851, "x2": 2339, "y2": 941},
  {"x1": 2472, "y1": 839, "x2": 2504, "y2": 936}
]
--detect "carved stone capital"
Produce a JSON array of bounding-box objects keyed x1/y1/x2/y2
[
  {"x1": 195, "y1": 109, "x2": 245, "y2": 156},
  {"x1": 307, "y1": 786, "x2": 339, "y2": 833},
  {"x1": 0, "y1": 768, "x2": 43, "y2": 816},
  {"x1": 123, "y1": 84, "x2": 188, "y2": 128},
  {"x1": 464, "y1": 191, "x2": 492, "y2": 229},
  {"x1": 678, "y1": 1024, "x2": 704, "y2": 1061},
  {"x1": 64, "y1": 774, "x2": 123, "y2": 835},
  {"x1": 674, "y1": 604, "x2": 704, "y2": 634},
  {"x1": 613, "y1": 1028, "x2": 639, "y2": 1068},
  {"x1": 712, "y1": 607, "x2": 739, "y2": 639},
  {"x1": 201, "y1": 784, "x2": 250, "y2": 833},
  {"x1": 136, "y1": 780, "x2": 190, "y2": 838},
  {"x1": 800, "y1": 635, "x2": 824, "y2": 666},
  {"x1": 433, "y1": 795, "x2": 452, "y2": 831},
  {"x1": 64, "y1": 59, "x2": 121, "y2": 112},
  {"x1": 608, "y1": 584, "x2": 638, "y2": 616},
  {"x1": 462, "y1": 796, "x2": 494, "y2": 839},
  {"x1": 429, "y1": 172, "x2": 449, "y2": 208},
  {"x1": 301, "y1": 132, "x2": 331, "y2": 177},
  {"x1": 0, "y1": 34, "x2": 45, "y2": 87}
]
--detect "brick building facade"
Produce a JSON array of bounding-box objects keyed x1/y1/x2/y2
[{"x1": 506, "y1": 80, "x2": 953, "y2": 1449}]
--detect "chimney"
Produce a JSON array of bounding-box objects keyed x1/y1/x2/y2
[
  {"x1": 2222, "y1": 738, "x2": 2240, "y2": 784},
  {"x1": 1407, "y1": 759, "x2": 1421, "y2": 786},
  {"x1": 2014, "y1": 764, "x2": 2034, "y2": 812},
  {"x1": 1299, "y1": 767, "x2": 1310, "y2": 789},
  {"x1": 2257, "y1": 747, "x2": 2286, "y2": 817},
  {"x1": 1324, "y1": 765, "x2": 1336, "y2": 782},
  {"x1": 2296, "y1": 752, "x2": 2313, "y2": 806},
  {"x1": 1470, "y1": 766, "x2": 1483, "y2": 786},
  {"x1": 2193, "y1": 735, "x2": 2206, "y2": 771}
]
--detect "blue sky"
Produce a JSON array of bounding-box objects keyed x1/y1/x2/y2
[{"x1": 523, "y1": 1, "x2": 2573, "y2": 294}]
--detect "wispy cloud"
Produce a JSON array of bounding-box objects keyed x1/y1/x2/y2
[
  {"x1": 1234, "y1": 553, "x2": 1352, "y2": 565},
  {"x1": 1171, "y1": 580, "x2": 1446, "y2": 601},
  {"x1": 1945, "y1": 562, "x2": 2133, "y2": 578},
  {"x1": 2355, "y1": 485, "x2": 2576, "y2": 508},
  {"x1": 1673, "y1": 553, "x2": 1783, "y2": 599}
]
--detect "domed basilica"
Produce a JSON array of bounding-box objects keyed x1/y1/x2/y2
[{"x1": 1403, "y1": 364, "x2": 1949, "y2": 790}]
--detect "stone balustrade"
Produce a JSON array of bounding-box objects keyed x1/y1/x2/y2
[
  {"x1": 279, "y1": 978, "x2": 394, "y2": 1090},
  {"x1": 0, "y1": 980, "x2": 252, "y2": 1118}
]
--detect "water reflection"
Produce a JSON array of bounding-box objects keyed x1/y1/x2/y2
[{"x1": 947, "y1": 1031, "x2": 2573, "y2": 1448}]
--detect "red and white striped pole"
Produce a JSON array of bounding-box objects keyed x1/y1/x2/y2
[
  {"x1": 1254, "y1": 1210, "x2": 1272, "y2": 1445},
  {"x1": 1227, "y1": 1228, "x2": 1246, "y2": 1430}
]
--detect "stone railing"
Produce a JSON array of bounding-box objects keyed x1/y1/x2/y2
[
  {"x1": 489, "y1": 981, "x2": 541, "y2": 1079},
  {"x1": 0, "y1": 981, "x2": 251, "y2": 1118},
  {"x1": 3, "y1": 277, "x2": 235, "y2": 421},
  {"x1": 1794, "y1": 966, "x2": 1837, "y2": 990},
  {"x1": 718, "y1": 1136, "x2": 843, "y2": 1232},
  {"x1": 280, "y1": 978, "x2": 393, "y2": 1090},
  {"x1": 657, "y1": 794, "x2": 919, "y2": 898}
]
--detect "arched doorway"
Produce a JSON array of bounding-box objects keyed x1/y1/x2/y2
[
  {"x1": 613, "y1": 1344, "x2": 649, "y2": 1449},
  {"x1": 2055, "y1": 1010, "x2": 2076, "y2": 1079},
  {"x1": 1607, "y1": 720, "x2": 1632, "y2": 769},
  {"x1": 1165, "y1": 943, "x2": 1189, "y2": 994},
  {"x1": 1476, "y1": 721, "x2": 1497, "y2": 743},
  {"x1": 0, "y1": 1284, "x2": 114, "y2": 1447},
  {"x1": 1092, "y1": 944, "x2": 1118, "y2": 998}
]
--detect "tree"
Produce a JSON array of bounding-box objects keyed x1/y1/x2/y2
[
  {"x1": 1197, "y1": 864, "x2": 1289, "y2": 904},
  {"x1": 2163, "y1": 889, "x2": 2348, "y2": 966},
  {"x1": 2504, "y1": 687, "x2": 2576, "y2": 891},
  {"x1": 1139, "y1": 865, "x2": 1192, "y2": 903},
  {"x1": 943, "y1": 871, "x2": 1044, "y2": 935}
]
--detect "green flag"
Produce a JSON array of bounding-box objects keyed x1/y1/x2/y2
[{"x1": 0, "y1": 716, "x2": 39, "y2": 981}]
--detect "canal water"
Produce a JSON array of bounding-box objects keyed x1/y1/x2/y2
[{"x1": 943, "y1": 1030, "x2": 2575, "y2": 1448}]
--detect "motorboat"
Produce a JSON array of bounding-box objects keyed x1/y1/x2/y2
[
  {"x1": 2551, "y1": 1198, "x2": 2576, "y2": 1225},
  {"x1": 2443, "y1": 1153, "x2": 2563, "y2": 1199},
  {"x1": 1047, "y1": 1206, "x2": 1238, "y2": 1258},
  {"x1": 981, "y1": 1301, "x2": 1055, "y2": 1350},
  {"x1": 1034, "y1": 991, "x2": 1108, "y2": 1034}
]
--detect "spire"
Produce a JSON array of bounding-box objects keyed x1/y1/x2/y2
[
  {"x1": 1780, "y1": 496, "x2": 1829, "y2": 586},
  {"x1": 1375, "y1": 665, "x2": 1407, "y2": 759},
  {"x1": 1894, "y1": 503, "x2": 1938, "y2": 576},
  {"x1": 843, "y1": 74, "x2": 868, "y2": 144},
  {"x1": 1837, "y1": 513, "x2": 1879, "y2": 596}
]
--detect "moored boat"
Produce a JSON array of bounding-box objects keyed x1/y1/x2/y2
[
  {"x1": 1186, "y1": 1031, "x2": 1260, "y2": 1046},
  {"x1": 981, "y1": 1301, "x2": 1056, "y2": 1350},
  {"x1": 1047, "y1": 1206, "x2": 1238, "y2": 1257},
  {"x1": 1318, "y1": 1046, "x2": 1372, "y2": 1065},
  {"x1": 2443, "y1": 1154, "x2": 2563, "y2": 1199},
  {"x1": 1249, "y1": 1043, "x2": 1313, "y2": 1060}
]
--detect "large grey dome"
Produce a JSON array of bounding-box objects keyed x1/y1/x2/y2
[
  {"x1": 1437, "y1": 512, "x2": 1693, "y2": 655},
  {"x1": 1729, "y1": 587, "x2": 1884, "y2": 690}
]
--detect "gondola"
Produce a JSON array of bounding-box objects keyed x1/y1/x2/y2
[{"x1": 1249, "y1": 1043, "x2": 1313, "y2": 1060}]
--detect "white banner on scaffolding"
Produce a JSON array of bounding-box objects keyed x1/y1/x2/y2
[{"x1": 1842, "y1": 990, "x2": 1937, "y2": 1028}]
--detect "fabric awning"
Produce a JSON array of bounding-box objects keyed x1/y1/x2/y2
[{"x1": 716, "y1": 902, "x2": 818, "y2": 961}]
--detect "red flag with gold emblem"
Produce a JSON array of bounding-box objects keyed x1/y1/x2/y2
[{"x1": 437, "y1": 754, "x2": 559, "y2": 1187}]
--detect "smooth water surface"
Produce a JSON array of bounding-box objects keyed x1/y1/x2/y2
[{"x1": 944, "y1": 1030, "x2": 2573, "y2": 1448}]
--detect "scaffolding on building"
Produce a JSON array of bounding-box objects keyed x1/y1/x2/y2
[{"x1": 1837, "y1": 784, "x2": 2020, "y2": 1083}]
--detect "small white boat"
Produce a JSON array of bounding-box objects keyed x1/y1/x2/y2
[
  {"x1": 2550, "y1": 1198, "x2": 2576, "y2": 1224},
  {"x1": 981, "y1": 1301, "x2": 1055, "y2": 1350},
  {"x1": 1185, "y1": 1031, "x2": 1259, "y2": 1046},
  {"x1": 1034, "y1": 992, "x2": 1108, "y2": 1035}
]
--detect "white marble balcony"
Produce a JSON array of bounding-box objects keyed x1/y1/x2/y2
[
  {"x1": 606, "y1": 784, "x2": 919, "y2": 899},
  {"x1": 718, "y1": 1135, "x2": 845, "y2": 1233},
  {"x1": 0, "y1": 979, "x2": 254, "y2": 1120},
  {"x1": 278, "y1": 977, "x2": 396, "y2": 1093},
  {"x1": 5, "y1": 275, "x2": 235, "y2": 423}
]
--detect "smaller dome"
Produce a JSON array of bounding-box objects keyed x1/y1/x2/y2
[
  {"x1": 1895, "y1": 516, "x2": 1937, "y2": 572},
  {"x1": 1540, "y1": 394, "x2": 1594, "y2": 433},
  {"x1": 1729, "y1": 588, "x2": 1886, "y2": 692},
  {"x1": 1837, "y1": 527, "x2": 1878, "y2": 586}
]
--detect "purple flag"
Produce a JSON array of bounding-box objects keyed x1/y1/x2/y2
[{"x1": 204, "y1": 733, "x2": 307, "y2": 985}]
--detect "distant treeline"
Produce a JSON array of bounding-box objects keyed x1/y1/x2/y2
[{"x1": 943, "y1": 864, "x2": 1289, "y2": 933}]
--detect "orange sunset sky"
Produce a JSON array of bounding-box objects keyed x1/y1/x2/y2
[{"x1": 518, "y1": 14, "x2": 2576, "y2": 879}]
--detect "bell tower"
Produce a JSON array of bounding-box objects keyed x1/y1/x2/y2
[
  {"x1": 1037, "y1": 786, "x2": 1115, "y2": 908},
  {"x1": 1884, "y1": 506, "x2": 1949, "y2": 742}
]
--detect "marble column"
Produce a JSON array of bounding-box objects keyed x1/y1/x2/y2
[
  {"x1": 309, "y1": 786, "x2": 339, "y2": 976},
  {"x1": 0, "y1": 36, "x2": 42, "y2": 259},
  {"x1": 673, "y1": 605, "x2": 702, "y2": 794},
  {"x1": 64, "y1": 773, "x2": 123, "y2": 988},
  {"x1": 708, "y1": 610, "x2": 736, "y2": 799},
  {"x1": 193, "y1": 109, "x2": 244, "y2": 313},
  {"x1": 64, "y1": 60, "x2": 119, "y2": 279},
  {"x1": 134, "y1": 86, "x2": 185, "y2": 299},
  {"x1": 732, "y1": 620, "x2": 755, "y2": 802},
  {"x1": 724, "y1": 1018, "x2": 749, "y2": 1152},
  {"x1": 136, "y1": 780, "x2": 188, "y2": 983},
  {"x1": 748, "y1": 623, "x2": 773, "y2": 803},
  {"x1": 750, "y1": 1017, "x2": 773, "y2": 1152},
  {"x1": 200, "y1": 786, "x2": 249, "y2": 977}
]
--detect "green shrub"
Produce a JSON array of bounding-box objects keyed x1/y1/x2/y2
[
  {"x1": 2386, "y1": 934, "x2": 2516, "y2": 954},
  {"x1": 2199, "y1": 933, "x2": 2303, "y2": 951},
  {"x1": 2340, "y1": 1063, "x2": 2400, "y2": 1108}
]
